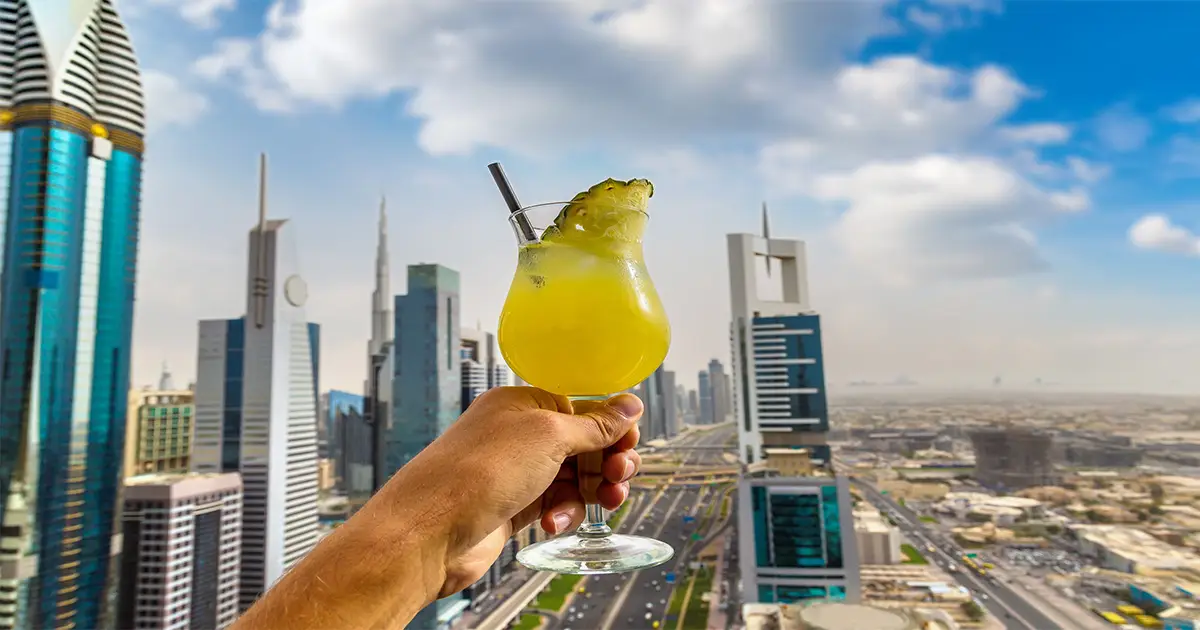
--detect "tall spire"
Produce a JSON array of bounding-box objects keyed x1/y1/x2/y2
[
  {"x1": 252, "y1": 153, "x2": 270, "y2": 328},
  {"x1": 762, "y1": 201, "x2": 772, "y2": 276},
  {"x1": 369, "y1": 196, "x2": 393, "y2": 356}
]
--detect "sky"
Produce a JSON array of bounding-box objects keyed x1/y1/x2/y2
[{"x1": 122, "y1": 0, "x2": 1200, "y2": 396}]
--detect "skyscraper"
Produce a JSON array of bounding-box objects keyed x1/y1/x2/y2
[
  {"x1": 391, "y1": 264, "x2": 466, "y2": 629},
  {"x1": 698, "y1": 370, "x2": 714, "y2": 425},
  {"x1": 460, "y1": 326, "x2": 498, "y2": 411},
  {"x1": 117, "y1": 472, "x2": 243, "y2": 630},
  {"x1": 728, "y1": 206, "x2": 859, "y2": 605},
  {"x1": 322, "y1": 391, "x2": 369, "y2": 497},
  {"x1": 192, "y1": 155, "x2": 320, "y2": 610},
  {"x1": 0, "y1": 3, "x2": 147, "y2": 627},
  {"x1": 390, "y1": 264, "x2": 461, "y2": 471},
  {"x1": 364, "y1": 198, "x2": 393, "y2": 493},
  {"x1": 709, "y1": 359, "x2": 731, "y2": 423}
]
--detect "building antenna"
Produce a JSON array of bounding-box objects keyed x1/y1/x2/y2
[
  {"x1": 252, "y1": 152, "x2": 269, "y2": 329},
  {"x1": 761, "y1": 201, "x2": 772, "y2": 277}
]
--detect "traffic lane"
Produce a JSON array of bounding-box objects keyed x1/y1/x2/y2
[
  {"x1": 613, "y1": 487, "x2": 700, "y2": 627},
  {"x1": 889, "y1": 518, "x2": 1060, "y2": 629},
  {"x1": 859, "y1": 484, "x2": 1060, "y2": 630}
]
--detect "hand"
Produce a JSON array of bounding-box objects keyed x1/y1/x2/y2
[{"x1": 382, "y1": 386, "x2": 643, "y2": 600}]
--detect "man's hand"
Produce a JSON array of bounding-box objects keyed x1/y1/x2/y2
[
  {"x1": 231, "y1": 386, "x2": 643, "y2": 630},
  {"x1": 394, "y1": 387, "x2": 644, "y2": 597}
]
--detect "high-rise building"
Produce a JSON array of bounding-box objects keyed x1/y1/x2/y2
[
  {"x1": 698, "y1": 370, "x2": 714, "y2": 425},
  {"x1": 458, "y1": 327, "x2": 520, "y2": 603},
  {"x1": 124, "y1": 386, "x2": 195, "y2": 478},
  {"x1": 192, "y1": 155, "x2": 320, "y2": 610},
  {"x1": 364, "y1": 198, "x2": 393, "y2": 495},
  {"x1": 0, "y1": 3, "x2": 147, "y2": 627},
  {"x1": 969, "y1": 428, "x2": 1059, "y2": 491},
  {"x1": 460, "y1": 327, "x2": 498, "y2": 411},
  {"x1": 321, "y1": 391, "x2": 369, "y2": 497},
  {"x1": 117, "y1": 473, "x2": 243, "y2": 630},
  {"x1": 709, "y1": 359, "x2": 731, "y2": 423},
  {"x1": 636, "y1": 366, "x2": 679, "y2": 439},
  {"x1": 390, "y1": 264, "x2": 467, "y2": 630},
  {"x1": 729, "y1": 205, "x2": 859, "y2": 605}
]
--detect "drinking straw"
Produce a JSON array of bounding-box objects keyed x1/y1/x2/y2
[{"x1": 488, "y1": 162, "x2": 539, "y2": 243}]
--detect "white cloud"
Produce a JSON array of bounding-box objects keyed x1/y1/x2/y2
[
  {"x1": 1165, "y1": 98, "x2": 1200, "y2": 124},
  {"x1": 131, "y1": 0, "x2": 237, "y2": 29},
  {"x1": 141, "y1": 70, "x2": 209, "y2": 130},
  {"x1": 1129, "y1": 214, "x2": 1200, "y2": 256},
  {"x1": 1065, "y1": 156, "x2": 1111, "y2": 183},
  {"x1": 191, "y1": 1, "x2": 901, "y2": 154},
  {"x1": 999, "y1": 123, "x2": 1071, "y2": 145},
  {"x1": 813, "y1": 155, "x2": 1088, "y2": 281},
  {"x1": 1094, "y1": 103, "x2": 1152, "y2": 152}
]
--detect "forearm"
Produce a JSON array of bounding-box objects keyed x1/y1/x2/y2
[{"x1": 231, "y1": 472, "x2": 456, "y2": 630}]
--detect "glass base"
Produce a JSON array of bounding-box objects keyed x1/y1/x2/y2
[{"x1": 516, "y1": 532, "x2": 674, "y2": 574}]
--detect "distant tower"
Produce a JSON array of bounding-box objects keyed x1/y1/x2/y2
[
  {"x1": 192, "y1": 154, "x2": 320, "y2": 610},
  {"x1": 365, "y1": 197, "x2": 394, "y2": 494},
  {"x1": 158, "y1": 360, "x2": 176, "y2": 391}
]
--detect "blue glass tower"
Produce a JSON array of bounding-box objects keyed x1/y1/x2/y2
[
  {"x1": 0, "y1": 2, "x2": 147, "y2": 627},
  {"x1": 390, "y1": 264, "x2": 466, "y2": 630}
]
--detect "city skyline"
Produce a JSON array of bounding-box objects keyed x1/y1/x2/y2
[{"x1": 127, "y1": 1, "x2": 1200, "y2": 398}]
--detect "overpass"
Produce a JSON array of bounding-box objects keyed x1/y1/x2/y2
[{"x1": 646, "y1": 445, "x2": 732, "y2": 451}]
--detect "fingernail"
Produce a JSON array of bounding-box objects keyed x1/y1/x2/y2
[
  {"x1": 553, "y1": 513, "x2": 572, "y2": 534},
  {"x1": 623, "y1": 460, "x2": 635, "y2": 481},
  {"x1": 607, "y1": 394, "x2": 643, "y2": 419}
]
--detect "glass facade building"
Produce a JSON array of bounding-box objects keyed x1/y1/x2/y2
[
  {"x1": 0, "y1": 2, "x2": 148, "y2": 627},
  {"x1": 390, "y1": 264, "x2": 464, "y2": 630},
  {"x1": 738, "y1": 477, "x2": 860, "y2": 605}
]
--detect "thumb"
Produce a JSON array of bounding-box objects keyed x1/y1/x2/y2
[{"x1": 558, "y1": 394, "x2": 643, "y2": 455}]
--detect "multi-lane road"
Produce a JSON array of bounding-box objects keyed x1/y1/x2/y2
[
  {"x1": 854, "y1": 480, "x2": 1067, "y2": 630},
  {"x1": 554, "y1": 424, "x2": 736, "y2": 630}
]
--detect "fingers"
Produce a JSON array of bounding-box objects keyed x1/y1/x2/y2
[
  {"x1": 602, "y1": 449, "x2": 641, "y2": 484},
  {"x1": 554, "y1": 394, "x2": 643, "y2": 456},
  {"x1": 540, "y1": 482, "x2": 585, "y2": 535},
  {"x1": 595, "y1": 481, "x2": 630, "y2": 511}
]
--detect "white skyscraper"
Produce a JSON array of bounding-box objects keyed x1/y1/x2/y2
[{"x1": 193, "y1": 154, "x2": 320, "y2": 609}]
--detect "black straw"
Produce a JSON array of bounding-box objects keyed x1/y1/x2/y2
[{"x1": 489, "y1": 162, "x2": 539, "y2": 243}]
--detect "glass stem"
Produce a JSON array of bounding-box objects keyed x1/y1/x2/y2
[{"x1": 577, "y1": 504, "x2": 611, "y2": 538}]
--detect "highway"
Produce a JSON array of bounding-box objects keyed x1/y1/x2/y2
[
  {"x1": 557, "y1": 424, "x2": 736, "y2": 630},
  {"x1": 853, "y1": 480, "x2": 1065, "y2": 630}
]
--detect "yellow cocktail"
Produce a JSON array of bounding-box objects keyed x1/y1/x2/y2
[
  {"x1": 498, "y1": 216, "x2": 669, "y2": 395},
  {"x1": 499, "y1": 177, "x2": 674, "y2": 575}
]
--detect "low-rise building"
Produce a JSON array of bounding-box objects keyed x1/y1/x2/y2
[
  {"x1": 743, "y1": 600, "x2": 958, "y2": 630},
  {"x1": 1071, "y1": 525, "x2": 1200, "y2": 574},
  {"x1": 855, "y1": 508, "x2": 902, "y2": 565}
]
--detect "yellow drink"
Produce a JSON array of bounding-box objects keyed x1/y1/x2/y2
[{"x1": 499, "y1": 238, "x2": 670, "y2": 396}]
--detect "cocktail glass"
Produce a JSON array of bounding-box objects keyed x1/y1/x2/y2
[{"x1": 498, "y1": 199, "x2": 674, "y2": 574}]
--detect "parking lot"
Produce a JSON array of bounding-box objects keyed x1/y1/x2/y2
[{"x1": 999, "y1": 547, "x2": 1085, "y2": 575}]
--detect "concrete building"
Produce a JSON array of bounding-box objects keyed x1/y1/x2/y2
[
  {"x1": 0, "y1": 3, "x2": 148, "y2": 626},
  {"x1": 192, "y1": 155, "x2": 320, "y2": 610},
  {"x1": 1070, "y1": 525, "x2": 1200, "y2": 574},
  {"x1": 969, "y1": 428, "x2": 1059, "y2": 491},
  {"x1": 390, "y1": 264, "x2": 465, "y2": 629},
  {"x1": 124, "y1": 385, "x2": 195, "y2": 478},
  {"x1": 730, "y1": 206, "x2": 858, "y2": 606},
  {"x1": 117, "y1": 473, "x2": 242, "y2": 630},
  {"x1": 854, "y1": 508, "x2": 903, "y2": 565}
]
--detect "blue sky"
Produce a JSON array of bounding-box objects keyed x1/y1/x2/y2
[{"x1": 122, "y1": 0, "x2": 1200, "y2": 395}]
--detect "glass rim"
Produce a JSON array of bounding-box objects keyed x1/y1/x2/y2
[{"x1": 507, "y1": 200, "x2": 650, "y2": 221}]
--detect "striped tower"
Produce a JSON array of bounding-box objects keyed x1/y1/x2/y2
[{"x1": 0, "y1": 1, "x2": 145, "y2": 629}]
